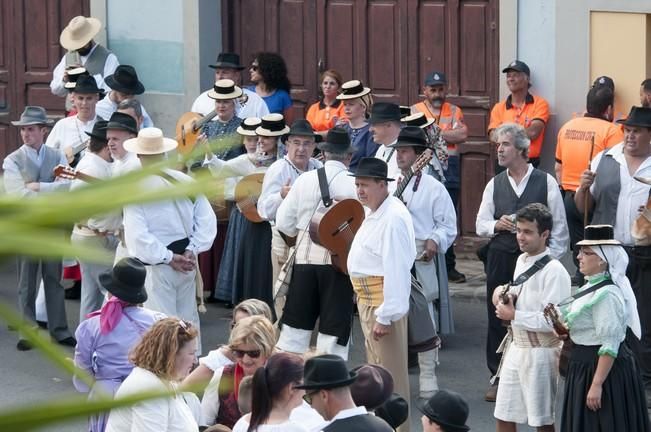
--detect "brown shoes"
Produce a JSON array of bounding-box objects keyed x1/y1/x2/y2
[{"x1": 485, "y1": 383, "x2": 498, "y2": 402}]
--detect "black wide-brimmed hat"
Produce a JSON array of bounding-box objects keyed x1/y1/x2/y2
[
  {"x1": 85, "y1": 120, "x2": 108, "y2": 141},
  {"x1": 69, "y1": 74, "x2": 105, "y2": 98},
  {"x1": 616, "y1": 106, "x2": 651, "y2": 128},
  {"x1": 237, "y1": 117, "x2": 262, "y2": 136},
  {"x1": 207, "y1": 79, "x2": 243, "y2": 100},
  {"x1": 401, "y1": 112, "x2": 435, "y2": 129},
  {"x1": 98, "y1": 257, "x2": 148, "y2": 304},
  {"x1": 369, "y1": 102, "x2": 402, "y2": 124},
  {"x1": 105, "y1": 65, "x2": 145, "y2": 95},
  {"x1": 106, "y1": 112, "x2": 138, "y2": 134},
  {"x1": 419, "y1": 390, "x2": 470, "y2": 432},
  {"x1": 294, "y1": 354, "x2": 358, "y2": 390},
  {"x1": 392, "y1": 126, "x2": 429, "y2": 148},
  {"x1": 348, "y1": 157, "x2": 395, "y2": 181},
  {"x1": 350, "y1": 364, "x2": 394, "y2": 410},
  {"x1": 502, "y1": 60, "x2": 530, "y2": 76},
  {"x1": 256, "y1": 113, "x2": 290, "y2": 137},
  {"x1": 209, "y1": 52, "x2": 246, "y2": 70},
  {"x1": 11, "y1": 106, "x2": 54, "y2": 127},
  {"x1": 318, "y1": 127, "x2": 352, "y2": 153},
  {"x1": 576, "y1": 224, "x2": 621, "y2": 247},
  {"x1": 282, "y1": 119, "x2": 321, "y2": 143},
  {"x1": 425, "y1": 71, "x2": 447, "y2": 86}
]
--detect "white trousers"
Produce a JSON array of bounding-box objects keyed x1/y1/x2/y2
[{"x1": 276, "y1": 324, "x2": 350, "y2": 360}]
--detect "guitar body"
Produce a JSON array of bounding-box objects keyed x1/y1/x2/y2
[
  {"x1": 234, "y1": 173, "x2": 265, "y2": 223},
  {"x1": 175, "y1": 112, "x2": 203, "y2": 155},
  {"x1": 309, "y1": 198, "x2": 365, "y2": 274}
]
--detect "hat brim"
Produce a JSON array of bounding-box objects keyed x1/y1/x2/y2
[
  {"x1": 207, "y1": 87, "x2": 244, "y2": 100},
  {"x1": 85, "y1": 131, "x2": 107, "y2": 141},
  {"x1": 368, "y1": 116, "x2": 401, "y2": 125},
  {"x1": 392, "y1": 141, "x2": 429, "y2": 149},
  {"x1": 236, "y1": 126, "x2": 258, "y2": 136},
  {"x1": 98, "y1": 271, "x2": 147, "y2": 304},
  {"x1": 616, "y1": 118, "x2": 651, "y2": 128},
  {"x1": 575, "y1": 239, "x2": 622, "y2": 246},
  {"x1": 256, "y1": 125, "x2": 291, "y2": 137},
  {"x1": 60, "y1": 18, "x2": 102, "y2": 51},
  {"x1": 123, "y1": 136, "x2": 178, "y2": 155},
  {"x1": 424, "y1": 80, "x2": 447, "y2": 87},
  {"x1": 336, "y1": 87, "x2": 371, "y2": 100},
  {"x1": 502, "y1": 67, "x2": 529, "y2": 75},
  {"x1": 106, "y1": 122, "x2": 139, "y2": 135},
  {"x1": 418, "y1": 401, "x2": 470, "y2": 432},
  {"x1": 11, "y1": 119, "x2": 54, "y2": 127},
  {"x1": 348, "y1": 172, "x2": 395, "y2": 182},
  {"x1": 318, "y1": 142, "x2": 354, "y2": 153},
  {"x1": 209, "y1": 63, "x2": 246, "y2": 71},
  {"x1": 294, "y1": 372, "x2": 358, "y2": 390},
  {"x1": 105, "y1": 76, "x2": 145, "y2": 95}
]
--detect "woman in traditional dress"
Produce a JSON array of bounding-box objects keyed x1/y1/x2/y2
[
  {"x1": 560, "y1": 224, "x2": 649, "y2": 432},
  {"x1": 305, "y1": 69, "x2": 346, "y2": 138}
]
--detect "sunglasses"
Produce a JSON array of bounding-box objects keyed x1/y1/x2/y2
[
  {"x1": 232, "y1": 348, "x2": 262, "y2": 359},
  {"x1": 303, "y1": 391, "x2": 318, "y2": 405}
]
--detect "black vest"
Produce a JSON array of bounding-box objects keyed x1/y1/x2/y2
[
  {"x1": 490, "y1": 168, "x2": 548, "y2": 253},
  {"x1": 591, "y1": 153, "x2": 620, "y2": 226},
  {"x1": 323, "y1": 414, "x2": 394, "y2": 432}
]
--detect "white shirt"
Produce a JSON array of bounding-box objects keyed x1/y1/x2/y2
[
  {"x1": 589, "y1": 143, "x2": 651, "y2": 246},
  {"x1": 192, "y1": 87, "x2": 270, "y2": 119},
  {"x1": 374, "y1": 140, "x2": 400, "y2": 180},
  {"x1": 45, "y1": 115, "x2": 99, "y2": 154},
  {"x1": 71, "y1": 152, "x2": 122, "y2": 232},
  {"x1": 258, "y1": 156, "x2": 323, "y2": 221},
  {"x1": 2, "y1": 144, "x2": 69, "y2": 196},
  {"x1": 96, "y1": 94, "x2": 154, "y2": 128},
  {"x1": 400, "y1": 173, "x2": 457, "y2": 250},
  {"x1": 312, "y1": 406, "x2": 369, "y2": 432},
  {"x1": 203, "y1": 153, "x2": 265, "y2": 200},
  {"x1": 348, "y1": 195, "x2": 417, "y2": 325},
  {"x1": 233, "y1": 416, "x2": 309, "y2": 432},
  {"x1": 112, "y1": 151, "x2": 141, "y2": 177},
  {"x1": 105, "y1": 367, "x2": 198, "y2": 432},
  {"x1": 50, "y1": 44, "x2": 119, "y2": 96},
  {"x1": 511, "y1": 248, "x2": 571, "y2": 332},
  {"x1": 123, "y1": 169, "x2": 217, "y2": 264},
  {"x1": 475, "y1": 164, "x2": 569, "y2": 259}
]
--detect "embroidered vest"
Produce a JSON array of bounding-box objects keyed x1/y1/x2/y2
[{"x1": 216, "y1": 364, "x2": 241, "y2": 428}]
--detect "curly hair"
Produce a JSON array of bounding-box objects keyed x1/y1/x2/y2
[
  {"x1": 254, "y1": 52, "x2": 291, "y2": 93},
  {"x1": 130, "y1": 317, "x2": 198, "y2": 381}
]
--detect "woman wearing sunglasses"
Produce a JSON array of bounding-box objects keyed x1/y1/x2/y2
[
  {"x1": 199, "y1": 315, "x2": 277, "y2": 429},
  {"x1": 248, "y1": 53, "x2": 293, "y2": 124},
  {"x1": 559, "y1": 225, "x2": 649, "y2": 431}
]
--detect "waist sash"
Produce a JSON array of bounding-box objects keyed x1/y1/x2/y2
[{"x1": 350, "y1": 276, "x2": 384, "y2": 307}]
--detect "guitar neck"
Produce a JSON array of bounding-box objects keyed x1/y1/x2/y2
[
  {"x1": 393, "y1": 168, "x2": 415, "y2": 200},
  {"x1": 194, "y1": 109, "x2": 219, "y2": 131},
  {"x1": 75, "y1": 171, "x2": 99, "y2": 183}
]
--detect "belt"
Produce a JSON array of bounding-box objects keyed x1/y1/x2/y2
[
  {"x1": 350, "y1": 275, "x2": 384, "y2": 307},
  {"x1": 511, "y1": 328, "x2": 561, "y2": 348}
]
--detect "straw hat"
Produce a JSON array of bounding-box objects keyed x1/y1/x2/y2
[
  {"x1": 207, "y1": 79, "x2": 243, "y2": 100},
  {"x1": 401, "y1": 112, "x2": 435, "y2": 129},
  {"x1": 336, "y1": 80, "x2": 371, "y2": 100},
  {"x1": 60, "y1": 16, "x2": 102, "y2": 51},
  {"x1": 255, "y1": 113, "x2": 290, "y2": 137},
  {"x1": 123, "y1": 127, "x2": 178, "y2": 155},
  {"x1": 236, "y1": 117, "x2": 262, "y2": 136}
]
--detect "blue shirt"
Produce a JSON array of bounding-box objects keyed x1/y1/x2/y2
[{"x1": 247, "y1": 86, "x2": 292, "y2": 114}]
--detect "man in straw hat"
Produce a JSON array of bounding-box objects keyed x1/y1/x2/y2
[
  {"x1": 73, "y1": 257, "x2": 164, "y2": 432},
  {"x1": 347, "y1": 157, "x2": 416, "y2": 431},
  {"x1": 96, "y1": 65, "x2": 154, "y2": 128},
  {"x1": 393, "y1": 126, "x2": 457, "y2": 399},
  {"x1": 46, "y1": 74, "x2": 105, "y2": 165},
  {"x1": 575, "y1": 105, "x2": 651, "y2": 400},
  {"x1": 51, "y1": 16, "x2": 119, "y2": 97},
  {"x1": 296, "y1": 354, "x2": 394, "y2": 431},
  {"x1": 191, "y1": 52, "x2": 269, "y2": 119},
  {"x1": 275, "y1": 127, "x2": 357, "y2": 359},
  {"x1": 476, "y1": 122, "x2": 568, "y2": 401},
  {"x1": 122, "y1": 128, "x2": 217, "y2": 354},
  {"x1": 3, "y1": 106, "x2": 76, "y2": 350}
]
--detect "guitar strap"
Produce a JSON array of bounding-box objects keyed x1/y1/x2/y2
[
  {"x1": 511, "y1": 255, "x2": 552, "y2": 286},
  {"x1": 317, "y1": 167, "x2": 332, "y2": 208}
]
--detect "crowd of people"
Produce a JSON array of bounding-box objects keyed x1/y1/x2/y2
[{"x1": 5, "y1": 14, "x2": 651, "y2": 432}]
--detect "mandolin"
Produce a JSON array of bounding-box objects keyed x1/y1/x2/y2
[
  {"x1": 175, "y1": 109, "x2": 219, "y2": 155},
  {"x1": 234, "y1": 173, "x2": 265, "y2": 223},
  {"x1": 309, "y1": 198, "x2": 365, "y2": 274},
  {"x1": 543, "y1": 303, "x2": 569, "y2": 336},
  {"x1": 53, "y1": 164, "x2": 99, "y2": 183}
]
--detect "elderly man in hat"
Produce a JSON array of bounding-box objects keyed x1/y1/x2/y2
[
  {"x1": 50, "y1": 16, "x2": 119, "y2": 97},
  {"x1": 296, "y1": 354, "x2": 393, "y2": 431},
  {"x1": 3, "y1": 106, "x2": 76, "y2": 350},
  {"x1": 370, "y1": 102, "x2": 403, "y2": 179},
  {"x1": 393, "y1": 126, "x2": 457, "y2": 399},
  {"x1": 420, "y1": 390, "x2": 470, "y2": 432},
  {"x1": 106, "y1": 112, "x2": 140, "y2": 177},
  {"x1": 575, "y1": 105, "x2": 651, "y2": 400},
  {"x1": 258, "y1": 118, "x2": 323, "y2": 309},
  {"x1": 70, "y1": 120, "x2": 123, "y2": 321},
  {"x1": 95, "y1": 65, "x2": 154, "y2": 128},
  {"x1": 488, "y1": 60, "x2": 550, "y2": 169},
  {"x1": 348, "y1": 157, "x2": 416, "y2": 431},
  {"x1": 192, "y1": 52, "x2": 269, "y2": 119},
  {"x1": 73, "y1": 257, "x2": 164, "y2": 432},
  {"x1": 46, "y1": 74, "x2": 105, "y2": 165},
  {"x1": 275, "y1": 128, "x2": 357, "y2": 359},
  {"x1": 476, "y1": 123, "x2": 568, "y2": 401},
  {"x1": 122, "y1": 128, "x2": 216, "y2": 354}
]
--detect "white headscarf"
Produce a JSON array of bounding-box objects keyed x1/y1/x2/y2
[{"x1": 593, "y1": 245, "x2": 642, "y2": 339}]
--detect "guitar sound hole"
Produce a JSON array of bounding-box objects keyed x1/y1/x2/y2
[{"x1": 331, "y1": 218, "x2": 353, "y2": 236}]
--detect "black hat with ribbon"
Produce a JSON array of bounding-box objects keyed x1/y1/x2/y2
[
  {"x1": 318, "y1": 127, "x2": 353, "y2": 153},
  {"x1": 209, "y1": 52, "x2": 246, "y2": 70},
  {"x1": 106, "y1": 111, "x2": 138, "y2": 134},
  {"x1": 348, "y1": 157, "x2": 395, "y2": 182},
  {"x1": 368, "y1": 102, "x2": 402, "y2": 125},
  {"x1": 99, "y1": 257, "x2": 148, "y2": 304},
  {"x1": 105, "y1": 65, "x2": 145, "y2": 95},
  {"x1": 294, "y1": 354, "x2": 358, "y2": 390},
  {"x1": 392, "y1": 126, "x2": 429, "y2": 148},
  {"x1": 419, "y1": 390, "x2": 470, "y2": 432},
  {"x1": 85, "y1": 120, "x2": 108, "y2": 141},
  {"x1": 616, "y1": 106, "x2": 651, "y2": 128}
]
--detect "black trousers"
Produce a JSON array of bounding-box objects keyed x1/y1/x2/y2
[
  {"x1": 563, "y1": 190, "x2": 586, "y2": 272},
  {"x1": 485, "y1": 246, "x2": 520, "y2": 376},
  {"x1": 624, "y1": 246, "x2": 651, "y2": 388}
]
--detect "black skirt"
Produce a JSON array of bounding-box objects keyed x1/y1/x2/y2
[
  {"x1": 233, "y1": 220, "x2": 274, "y2": 314},
  {"x1": 561, "y1": 343, "x2": 650, "y2": 432}
]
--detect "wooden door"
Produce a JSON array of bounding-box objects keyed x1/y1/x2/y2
[{"x1": 0, "y1": 0, "x2": 89, "y2": 163}]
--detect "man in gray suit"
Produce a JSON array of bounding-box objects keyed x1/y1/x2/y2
[{"x1": 3, "y1": 106, "x2": 76, "y2": 350}]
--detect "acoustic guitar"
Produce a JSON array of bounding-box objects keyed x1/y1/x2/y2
[
  {"x1": 393, "y1": 149, "x2": 434, "y2": 201},
  {"x1": 175, "y1": 109, "x2": 218, "y2": 155},
  {"x1": 309, "y1": 198, "x2": 365, "y2": 274},
  {"x1": 54, "y1": 164, "x2": 99, "y2": 183},
  {"x1": 234, "y1": 173, "x2": 265, "y2": 223}
]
